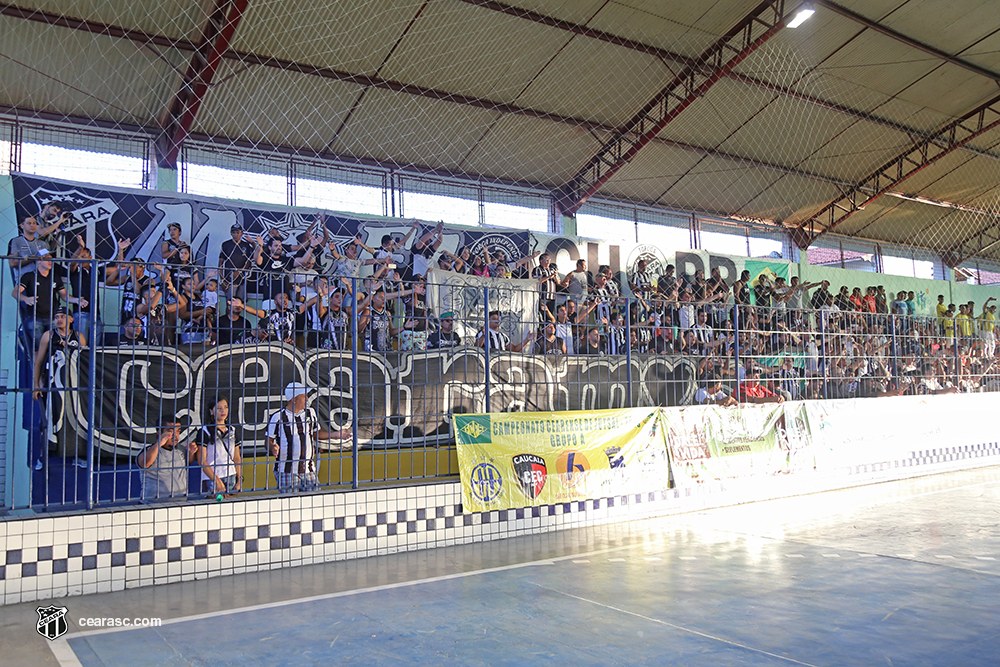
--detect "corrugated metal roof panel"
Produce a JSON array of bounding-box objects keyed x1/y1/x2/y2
[
  {"x1": 379, "y1": 0, "x2": 571, "y2": 103},
  {"x1": 713, "y1": 94, "x2": 865, "y2": 171},
  {"x1": 892, "y1": 65, "x2": 999, "y2": 119},
  {"x1": 328, "y1": 86, "x2": 502, "y2": 170},
  {"x1": 877, "y1": 0, "x2": 999, "y2": 56},
  {"x1": 795, "y1": 121, "x2": 913, "y2": 183},
  {"x1": 601, "y1": 142, "x2": 705, "y2": 205},
  {"x1": 734, "y1": 173, "x2": 842, "y2": 224},
  {"x1": 514, "y1": 35, "x2": 678, "y2": 127},
  {"x1": 21, "y1": 0, "x2": 203, "y2": 40},
  {"x1": 231, "y1": 0, "x2": 424, "y2": 75},
  {"x1": 652, "y1": 77, "x2": 780, "y2": 152},
  {"x1": 909, "y1": 154, "x2": 1000, "y2": 206},
  {"x1": 817, "y1": 30, "x2": 941, "y2": 100},
  {"x1": 191, "y1": 62, "x2": 365, "y2": 153},
  {"x1": 585, "y1": 0, "x2": 747, "y2": 54},
  {"x1": 460, "y1": 113, "x2": 606, "y2": 186},
  {"x1": 500, "y1": 0, "x2": 613, "y2": 27},
  {"x1": 0, "y1": 15, "x2": 180, "y2": 126}
]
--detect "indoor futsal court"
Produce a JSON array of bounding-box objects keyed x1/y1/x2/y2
[{"x1": 3, "y1": 466, "x2": 997, "y2": 666}]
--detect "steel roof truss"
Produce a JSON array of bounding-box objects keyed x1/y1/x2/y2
[
  {"x1": 793, "y1": 93, "x2": 1000, "y2": 248},
  {"x1": 555, "y1": 0, "x2": 788, "y2": 216}
]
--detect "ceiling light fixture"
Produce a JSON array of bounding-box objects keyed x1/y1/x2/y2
[{"x1": 787, "y1": 5, "x2": 815, "y2": 28}]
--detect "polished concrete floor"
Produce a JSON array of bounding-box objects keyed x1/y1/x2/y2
[{"x1": 3, "y1": 466, "x2": 1000, "y2": 666}]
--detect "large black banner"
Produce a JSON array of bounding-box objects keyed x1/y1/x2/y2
[
  {"x1": 66, "y1": 345, "x2": 697, "y2": 456},
  {"x1": 11, "y1": 175, "x2": 529, "y2": 271}
]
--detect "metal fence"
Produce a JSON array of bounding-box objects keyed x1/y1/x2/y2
[{"x1": 3, "y1": 254, "x2": 998, "y2": 512}]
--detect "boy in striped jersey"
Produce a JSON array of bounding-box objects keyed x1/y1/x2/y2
[{"x1": 267, "y1": 382, "x2": 352, "y2": 493}]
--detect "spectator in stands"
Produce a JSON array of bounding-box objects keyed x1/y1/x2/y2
[
  {"x1": 137, "y1": 272, "x2": 185, "y2": 346},
  {"x1": 137, "y1": 416, "x2": 198, "y2": 502},
  {"x1": 329, "y1": 234, "x2": 379, "y2": 281},
  {"x1": 980, "y1": 299, "x2": 997, "y2": 357},
  {"x1": 695, "y1": 375, "x2": 738, "y2": 406},
  {"x1": 606, "y1": 311, "x2": 628, "y2": 355},
  {"x1": 59, "y1": 246, "x2": 103, "y2": 342},
  {"x1": 534, "y1": 321, "x2": 566, "y2": 355},
  {"x1": 891, "y1": 290, "x2": 908, "y2": 317},
  {"x1": 560, "y1": 259, "x2": 588, "y2": 308},
  {"x1": 774, "y1": 356, "x2": 802, "y2": 401},
  {"x1": 875, "y1": 285, "x2": 888, "y2": 315},
  {"x1": 13, "y1": 251, "x2": 82, "y2": 349},
  {"x1": 533, "y1": 253, "x2": 559, "y2": 315},
  {"x1": 956, "y1": 304, "x2": 974, "y2": 341},
  {"x1": 8, "y1": 216, "x2": 50, "y2": 282},
  {"x1": 177, "y1": 276, "x2": 212, "y2": 345},
  {"x1": 629, "y1": 259, "x2": 653, "y2": 300},
  {"x1": 942, "y1": 304, "x2": 956, "y2": 340},
  {"x1": 411, "y1": 222, "x2": 444, "y2": 278},
  {"x1": 267, "y1": 382, "x2": 351, "y2": 493},
  {"x1": 936, "y1": 294, "x2": 948, "y2": 334},
  {"x1": 160, "y1": 223, "x2": 185, "y2": 263},
  {"x1": 167, "y1": 245, "x2": 202, "y2": 296},
  {"x1": 105, "y1": 238, "x2": 154, "y2": 325},
  {"x1": 198, "y1": 396, "x2": 241, "y2": 497},
  {"x1": 256, "y1": 235, "x2": 313, "y2": 301},
  {"x1": 476, "y1": 310, "x2": 532, "y2": 352},
  {"x1": 105, "y1": 316, "x2": 146, "y2": 345},
  {"x1": 737, "y1": 367, "x2": 784, "y2": 403},
  {"x1": 265, "y1": 291, "x2": 297, "y2": 345},
  {"x1": 809, "y1": 279, "x2": 832, "y2": 311},
  {"x1": 32, "y1": 306, "x2": 87, "y2": 468},
  {"x1": 360, "y1": 290, "x2": 411, "y2": 352},
  {"x1": 906, "y1": 291, "x2": 917, "y2": 318},
  {"x1": 649, "y1": 323, "x2": 676, "y2": 354},
  {"x1": 218, "y1": 224, "x2": 260, "y2": 300},
  {"x1": 579, "y1": 326, "x2": 604, "y2": 355},
  {"x1": 36, "y1": 202, "x2": 74, "y2": 254},
  {"x1": 217, "y1": 297, "x2": 265, "y2": 346},
  {"x1": 544, "y1": 303, "x2": 581, "y2": 355},
  {"x1": 428, "y1": 311, "x2": 462, "y2": 349},
  {"x1": 241, "y1": 320, "x2": 271, "y2": 346}
]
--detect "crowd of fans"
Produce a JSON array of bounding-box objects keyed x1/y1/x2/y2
[
  {"x1": 9, "y1": 209, "x2": 1000, "y2": 417},
  {"x1": 9, "y1": 205, "x2": 1000, "y2": 502}
]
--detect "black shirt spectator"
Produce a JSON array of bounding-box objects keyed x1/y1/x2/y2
[
  {"x1": 428, "y1": 313, "x2": 462, "y2": 349},
  {"x1": 16, "y1": 256, "x2": 67, "y2": 322}
]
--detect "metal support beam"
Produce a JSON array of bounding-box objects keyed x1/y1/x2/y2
[
  {"x1": 791, "y1": 93, "x2": 1000, "y2": 249},
  {"x1": 10, "y1": 0, "x2": 1000, "y2": 171},
  {"x1": 156, "y1": 0, "x2": 249, "y2": 169},
  {"x1": 814, "y1": 0, "x2": 1000, "y2": 86},
  {"x1": 554, "y1": 0, "x2": 788, "y2": 217}
]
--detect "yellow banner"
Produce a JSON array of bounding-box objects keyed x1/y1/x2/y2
[{"x1": 453, "y1": 408, "x2": 670, "y2": 512}]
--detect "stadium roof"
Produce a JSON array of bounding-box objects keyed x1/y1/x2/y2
[{"x1": 2, "y1": 0, "x2": 1000, "y2": 263}]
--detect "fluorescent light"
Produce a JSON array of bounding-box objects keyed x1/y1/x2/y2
[{"x1": 787, "y1": 7, "x2": 815, "y2": 28}]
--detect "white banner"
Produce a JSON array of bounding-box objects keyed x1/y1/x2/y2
[{"x1": 425, "y1": 268, "x2": 539, "y2": 344}]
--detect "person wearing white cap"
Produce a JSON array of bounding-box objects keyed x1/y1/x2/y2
[{"x1": 266, "y1": 382, "x2": 352, "y2": 493}]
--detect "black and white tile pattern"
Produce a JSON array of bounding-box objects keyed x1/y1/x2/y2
[{"x1": 1, "y1": 443, "x2": 998, "y2": 606}]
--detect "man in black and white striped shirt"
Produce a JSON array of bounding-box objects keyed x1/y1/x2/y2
[
  {"x1": 267, "y1": 382, "x2": 352, "y2": 493},
  {"x1": 475, "y1": 310, "x2": 532, "y2": 353}
]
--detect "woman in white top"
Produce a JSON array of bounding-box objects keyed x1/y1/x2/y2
[{"x1": 199, "y1": 396, "x2": 242, "y2": 496}]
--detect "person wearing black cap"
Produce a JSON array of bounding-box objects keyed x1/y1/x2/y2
[
  {"x1": 218, "y1": 223, "x2": 260, "y2": 301},
  {"x1": 32, "y1": 307, "x2": 87, "y2": 468},
  {"x1": 160, "y1": 222, "x2": 185, "y2": 264}
]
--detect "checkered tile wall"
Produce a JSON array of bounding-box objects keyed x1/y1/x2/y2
[{"x1": 2, "y1": 443, "x2": 998, "y2": 606}]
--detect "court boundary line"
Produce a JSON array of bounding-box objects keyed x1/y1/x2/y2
[
  {"x1": 534, "y1": 583, "x2": 821, "y2": 667},
  {"x1": 48, "y1": 540, "x2": 647, "y2": 665},
  {"x1": 48, "y1": 473, "x2": 1000, "y2": 666}
]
